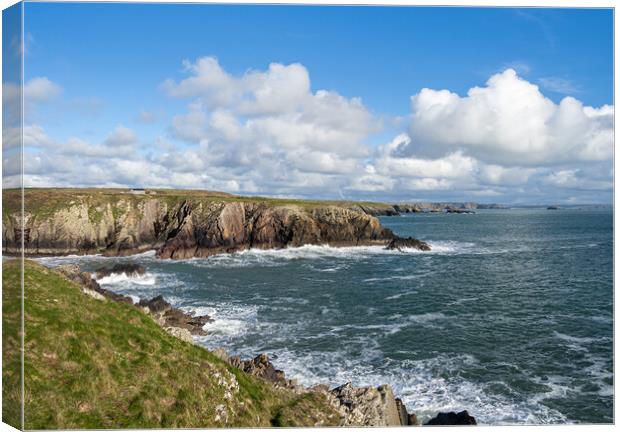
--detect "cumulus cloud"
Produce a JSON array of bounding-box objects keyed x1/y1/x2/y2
[
  {"x1": 163, "y1": 56, "x2": 377, "y2": 184},
  {"x1": 15, "y1": 64, "x2": 613, "y2": 204},
  {"x1": 407, "y1": 69, "x2": 613, "y2": 166},
  {"x1": 3, "y1": 77, "x2": 62, "y2": 126},
  {"x1": 104, "y1": 125, "x2": 138, "y2": 147}
]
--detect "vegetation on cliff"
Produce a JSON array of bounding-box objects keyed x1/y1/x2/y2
[{"x1": 2, "y1": 260, "x2": 341, "y2": 429}]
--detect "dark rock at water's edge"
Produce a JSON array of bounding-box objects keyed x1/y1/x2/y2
[
  {"x1": 57, "y1": 264, "x2": 211, "y2": 336},
  {"x1": 445, "y1": 208, "x2": 475, "y2": 214},
  {"x1": 138, "y1": 294, "x2": 171, "y2": 313},
  {"x1": 227, "y1": 353, "x2": 287, "y2": 385},
  {"x1": 137, "y1": 294, "x2": 212, "y2": 336},
  {"x1": 212, "y1": 350, "x2": 417, "y2": 427},
  {"x1": 56, "y1": 264, "x2": 134, "y2": 304},
  {"x1": 385, "y1": 236, "x2": 431, "y2": 252},
  {"x1": 95, "y1": 263, "x2": 146, "y2": 279},
  {"x1": 424, "y1": 410, "x2": 477, "y2": 425}
]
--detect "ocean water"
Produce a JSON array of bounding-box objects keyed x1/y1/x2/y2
[{"x1": 37, "y1": 208, "x2": 613, "y2": 425}]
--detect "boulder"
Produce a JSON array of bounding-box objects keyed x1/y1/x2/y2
[
  {"x1": 424, "y1": 410, "x2": 477, "y2": 425},
  {"x1": 385, "y1": 236, "x2": 431, "y2": 252}
]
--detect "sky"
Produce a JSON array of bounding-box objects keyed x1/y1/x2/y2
[{"x1": 3, "y1": 3, "x2": 614, "y2": 204}]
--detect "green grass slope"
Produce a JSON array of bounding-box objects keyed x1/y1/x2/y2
[{"x1": 2, "y1": 260, "x2": 339, "y2": 429}]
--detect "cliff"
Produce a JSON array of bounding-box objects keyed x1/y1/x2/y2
[
  {"x1": 2, "y1": 189, "x2": 412, "y2": 258},
  {"x1": 2, "y1": 260, "x2": 419, "y2": 429}
]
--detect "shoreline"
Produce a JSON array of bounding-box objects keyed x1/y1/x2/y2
[
  {"x1": 41, "y1": 259, "x2": 476, "y2": 426},
  {"x1": 3, "y1": 237, "x2": 430, "y2": 259}
]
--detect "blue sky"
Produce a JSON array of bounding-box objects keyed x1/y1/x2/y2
[{"x1": 9, "y1": 3, "x2": 615, "y2": 203}]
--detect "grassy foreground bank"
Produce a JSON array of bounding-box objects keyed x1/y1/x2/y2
[{"x1": 2, "y1": 260, "x2": 339, "y2": 429}]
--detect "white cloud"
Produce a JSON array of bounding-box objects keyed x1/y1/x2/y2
[
  {"x1": 538, "y1": 76, "x2": 580, "y2": 94},
  {"x1": 407, "y1": 68, "x2": 613, "y2": 166},
  {"x1": 104, "y1": 125, "x2": 137, "y2": 147},
  {"x1": 478, "y1": 164, "x2": 538, "y2": 186},
  {"x1": 24, "y1": 77, "x2": 62, "y2": 103},
  {"x1": 543, "y1": 169, "x2": 612, "y2": 190},
  {"x1": 164, "y1": 57, "x2": 376, "y2": 183},
  {"x1": 3, "y1": 77, "x2": 62, "y2": 126},
  {"x1": 16, "y1": 64, "x2": 613, "y2": 204}
]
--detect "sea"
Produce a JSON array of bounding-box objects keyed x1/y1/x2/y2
[{"x1": 37, "y1": 208, "x2": 613, "y2": 425}]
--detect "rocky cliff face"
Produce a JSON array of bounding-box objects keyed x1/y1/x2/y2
[{"x1": 3, "y1": 192, "x2": 405, "y2": 258}]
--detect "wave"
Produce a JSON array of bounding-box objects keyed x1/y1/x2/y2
[
  {"x1": 187, "y1": 303, "x2": 258, "y2": 341},
  {"x1": 95, "y1": 272, "x2": 157, "y2": 286},
  {"x1": 35, "y1": 250, "x2": 156, "y2": 267},
  {"x1": 553, "y1": 331, "x2": 609, "y2": 345},
  {"x1": 171, "y1": 241, "x2": 476, "y2": 270},
  {"x1": 244, "y1": 348, "x2": 568, "y2": 425}
]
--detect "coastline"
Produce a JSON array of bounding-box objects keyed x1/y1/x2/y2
[{"x1": 35, "y1": 259, "x2": 476, "y2": 426}]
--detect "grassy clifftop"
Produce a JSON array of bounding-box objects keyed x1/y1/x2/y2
[
  {"x1": 2, "y1": 260, "x2": 339, "y2": 429},
  {"x1": 3, "y1": 188, "x2": 395, "y2": 221}
]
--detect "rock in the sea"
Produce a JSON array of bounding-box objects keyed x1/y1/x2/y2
[
  {"x1": 96, "y1": 263, "x2": 146, "y2": 279},
  {"x1": 385, "y1": 236, "x2": 431, "y2": 252},
  {"x1": 424, "y1": 410, "x2": 477, "y2": 425}
]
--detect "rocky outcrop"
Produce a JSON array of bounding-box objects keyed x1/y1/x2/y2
[
  {"x1": 349, "y1": 204, "x2": 400, "y2": 216},
  {"x1": 327, "y1": 382, "x2": 405, "y2": 426},
  {"x1": 214, "y1": 350, "x2": 416, "y2": 427},
  {"x1": 228, "y1": 353, "x2": 288, "y2": 386},
  {"x1": 446, "y1": 208, "x2": 475, "y2": 214},
  {"x1": 56, "y1": 265, "x2": 211, "y2": 337},
  {"x1": 156, "y1": 203, "x2": 397, "y2": 259},
  {"x1": 137, "y1": 295, "x2": 212, "y2": 336},
  {"x1": 4, "y1": 192, "x2": 412, "y2": 258},
  {"x1": 56, "y1": 264, "x2": 134, "y2": 304},
  {"x1": 425, "y1": 410, "x2": 477, "y2": 425},
  {"x1": 95, "y1": 263, "x2": 146, "y2": 279},
  {"x1": 386, "y1": 236, "x2": 431, "y2": 252}
]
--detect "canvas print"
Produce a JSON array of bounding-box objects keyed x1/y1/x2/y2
[{"x1": 1, "y1": 2, "x2": 614, "y2": 429}]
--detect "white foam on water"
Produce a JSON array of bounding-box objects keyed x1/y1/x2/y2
[
  {"x1": 35, "y1": 250, "x2": 156, "y2": 267},
  {"x1": 553, "y1": 331, "x2": 609, "y2": 345},
  {"x1": 384, "y1": 290, "x2": 418, "y2": 300},
  {"x1": 96, "y1": 272, "x2": 157, "y2": 286},
  {"x1": 173, "y1": 241, "x2": 478, "y2": 270},
  {"x1": 263, "y1": 349, "x2": 568, "y2": 425},
  {"x1": 188, "y1": 303, "x2": 258, "y2": 340}
]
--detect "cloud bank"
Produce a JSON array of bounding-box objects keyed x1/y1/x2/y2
[{"x1": 10, "y1": 61, "x2": 613, "y2": 204}]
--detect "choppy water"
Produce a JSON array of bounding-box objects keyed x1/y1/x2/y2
[{"x1": 37, "y1": 208, "x2": 613, "y2": 424}]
